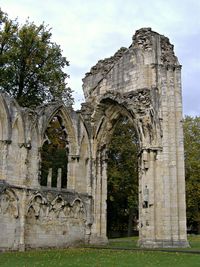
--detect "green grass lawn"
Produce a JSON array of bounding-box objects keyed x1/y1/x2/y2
[
  {"x1": 107, "y1": 235, "x2": 200, "y2": 250},
  {"x1": 188, "y1": 235, "x2": 200, "y2": 249},
  {"x1": 0, "y1": 236, "x2": 200, "y2": 267},
  {"x1": 1, "y1": 248, "x2": 200, "y2": 267}
]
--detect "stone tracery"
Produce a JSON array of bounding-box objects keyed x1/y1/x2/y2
[
  {"x1": 27, "y1": 192, "x2": 86, "y2": 222},
  {"x1": 0, "y1": 188, "x2": 19, "y2": 218}
]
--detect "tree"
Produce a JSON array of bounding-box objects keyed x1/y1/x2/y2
[
  {"x1": 0, "y1": 9, "x2": 73, "y2": 108},
  {"x1": 107, "y1": 116, "x2": 139, "y2": 237},
  {"x1": 183, "y1": 116, "x2": 200, "y2": 233}
]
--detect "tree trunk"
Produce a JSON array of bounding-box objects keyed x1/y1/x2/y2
[
  {"x1": 17, "y1": 60, "x2": 26, "y2": 100},
  {"x1": 197, "y1": 222, "x2": 200, "y2": 234}
]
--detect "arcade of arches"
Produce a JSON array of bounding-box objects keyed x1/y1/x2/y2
[{"x1": 0, "y1": 28, "x2": 189, "y2": 250}]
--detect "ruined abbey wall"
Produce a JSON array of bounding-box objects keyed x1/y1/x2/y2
[
  {"x1": 0, "y1": 28, "x2": 189, "y2": 250},
  {"x1": 0, "y1": 96, "x2": 92, "y2": 250},
  {"x1": 82, "y1": 28, "x2": 188, "y2": 247}
]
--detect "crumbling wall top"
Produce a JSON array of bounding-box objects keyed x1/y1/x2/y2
[
  {"x1": 84, "y1": 47, "x2": 128, "y2": 78},
  {"x1": 82, "y1": 28, "x2": 180, "y2": 100},
  {"x1": 132, "y1": 27, "x2": 154, "y2": 51}
]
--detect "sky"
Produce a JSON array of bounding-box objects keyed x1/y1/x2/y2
[{"x1": 1, "y1": 0, "x2": 200, "y2": 115}]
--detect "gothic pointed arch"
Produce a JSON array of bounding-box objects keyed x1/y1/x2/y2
[
  {"x1": 0, "y1": 94, "x2": 11, "y2": 141},
  {"x1": 38, "y1": 103, "x2": 77, "y2": 189},
  {"x1": 38, "y1": 103, "x2": 77, "y2": 155},
  {"x1": 0, "y1": 187, "x2": 19, "y2": 218},
  {"x1": 91, "y1": 90, "x2": 162, "y2": 154},
  {"x1": 11, "y1": 101, "x2": 25, "y2": 144}
]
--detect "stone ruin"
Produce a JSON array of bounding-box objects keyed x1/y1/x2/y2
[{"x1": 0, "y1": 28, "x2": 189, "y2": 250}]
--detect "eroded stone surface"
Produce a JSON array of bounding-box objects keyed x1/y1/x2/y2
[{"x1": 0, "y1": 28, "x2": 189, "y2": 250}]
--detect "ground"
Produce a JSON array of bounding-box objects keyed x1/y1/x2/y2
[{"x1": 0, "y1": 236, "x2": 200, "y2": 267}]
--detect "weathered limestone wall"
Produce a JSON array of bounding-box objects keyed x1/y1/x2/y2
[
  {"x1": 25, "y1": 191, "x2": 89, "y2": 249},
  {"x1": 0, "y1": 95, "x2": 92, "y2": 250},
  {"x1": 0, "y1": 27, "x2": 188, "y2": 250},
  {"x1": 82, "y1": 28, "x2": 188, "y2": 247},
  {"x1": 0, "y1": 187, "x2": 20, "y2": 250}
]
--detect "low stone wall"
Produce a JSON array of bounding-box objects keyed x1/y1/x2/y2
[{"x1": 0, "y1": 182, "x2": 91, "y2": 250}]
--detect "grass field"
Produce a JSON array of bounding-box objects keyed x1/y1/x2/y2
[
  {"x1": 0, "y1": 236, "x2": 200, "y2": 267},
  {"x1": 107, "y1": 235, "x2": 200, "y2": 250}
]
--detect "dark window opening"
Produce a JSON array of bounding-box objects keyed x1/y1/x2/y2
[
  {"x1": 40, "y1": 115, "x2": 69, "y2": 188},
  {"x1": 107, "y1": 116, "x2": 139, "y2": 238}
]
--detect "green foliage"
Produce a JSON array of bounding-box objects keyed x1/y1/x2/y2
[
  {"x1": 184, "y1": 116, "x2": 200, "y2": 233},
  {"x1": 107, "y1": 117, "x2": 139, "y2": 237},
  {"x1": 0, "y1": 9, "x2": 73, "y2": 108}
]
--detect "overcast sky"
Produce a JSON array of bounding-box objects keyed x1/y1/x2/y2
[{"x1": 1, "y1": 0, "x2": 200, "y2": 115}]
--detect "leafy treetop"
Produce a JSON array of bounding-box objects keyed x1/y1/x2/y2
[
  {"x1": 0, "y1": 9, "x2": 73, "y2": 108},
  {"x1": 184, "y1": 116, "x2": 200, "y2": 233}
]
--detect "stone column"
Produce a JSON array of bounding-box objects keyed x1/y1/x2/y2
[
  {"x1": 174, "y1": 66, "x2": 188, "y2": 245},
  {"x1": 89, "y1": 153, "x2": 100, "y2": 243},
  {"x1": 99, "y1": 149, "x2": 108, "y2": 240},
  {"x1": 139, "y1": 150, "x2": 156, "y2": 247},
  {"x1": 67, "y1": 156, "x2": 77, "y2": 190},
  {"x1": 47, "y1": 168, "x2": 52, "y2": 187},
  {"x1": 159, "y1": 65, "x2": 172, "y2": 243},
  {"x1": 0, "y1": 141, "x2": 9, "y2": 180},
  {"x1": 57, "y1": 168, "x2": 62, "y2": 189},
  {"x1": 154, "y1": 150, "x2": 164, "y2": 241},
  {"x1": 89, "y1": 149, "x2": 108, "y2": 244},
  {"x1": 19, "y1": 189, "x2": 26, "y2": 251}
]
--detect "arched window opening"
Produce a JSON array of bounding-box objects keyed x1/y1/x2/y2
[
  {"x1": 40, "y1": 115, "x2": 68, "y2": 188},
  {"x1": 107, "y1": 116, "x2": 139, "y2": 238}
]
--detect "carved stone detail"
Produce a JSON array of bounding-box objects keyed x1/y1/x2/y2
[
  {"x1": 0, "y1": 189, "x2": 19, "y2": 218},
  {"x1": 93, "y1": 89, "x2": 162, "y2": 148},
  {"x1": 27, "y1": 193, "x2": 47, "y2": 218},
  {"x1": 27, "y1": 192, "x2": 86, "y2": 223}
]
